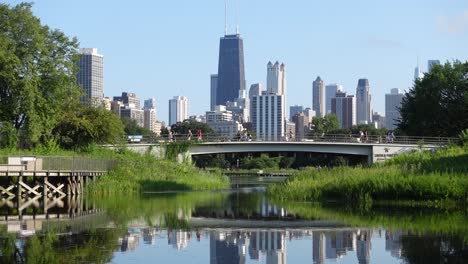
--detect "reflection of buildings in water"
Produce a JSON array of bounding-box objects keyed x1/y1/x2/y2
[
  {"x1": 249, "y1": 231, "x2": 287, "y2": 264},
  {"x1": 313, "y1": 230, "x2": 356, "y2": 264},
  {"x1": 210, "y1": 231, "x2": 247, "y2": 264},
  {"x1": 168, "y1": 230, "x2": 190, "y2": 250},
  {"x1": 142, "y1": 228, "x2": 157, "y2": 245},
  {"x1": 356, "y1": 230, "x2": 372, "y2": 264},
  {"x1": 385, "y1": 230, "x2": 403, "y2": 258},
  {"x1": 119, "y1": 232, "x2": 140, "y2": 252},
  {"x1": 260, "y1": 197, "x2": 287, "y2": 218},
  {"x1": 313, "y1": 232, "x2": 325, "y2": 264}
]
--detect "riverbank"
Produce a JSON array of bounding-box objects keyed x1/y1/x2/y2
[
  {"x1": 88, "y1": 148, "x2": 230, "y2": 194},
  {"x1": 0, "y1": 146, "x2": 230, "y2": 194},
  {"x1": 267, "y1": 145, "x2": 468, "y2": 204},
  {"x1": 273, "y1": 201, "x2": 468, "y2": 239}
]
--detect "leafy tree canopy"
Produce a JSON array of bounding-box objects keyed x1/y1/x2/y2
[
  {"x1": 398, "y1": 61, "x2": 468, "y2": 137},
  {"x1": 166, "y1": 120, "x2": 214, "y2": 135},
  {"x1": 53, "y1": 106, "x2": 125, "y2": 149},
  {"x1": 0, "y1": 3, "x2": 80, "y2": 148},
  {"x1": 311, "y1": 114, "x2": 339, "y2": 134},
  {"x1": 121, "y1": 117, "x2": 155, "y2": 136}
]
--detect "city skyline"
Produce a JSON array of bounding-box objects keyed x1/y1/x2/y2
[{"x1": 8, "y1": 0, "x2": 468, "y2": 123}]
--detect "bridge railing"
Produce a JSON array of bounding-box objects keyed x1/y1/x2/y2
[
  {"x1": 0, "y1": 155, "x2": 115, "y2": 172},
  {"x1": 131, "y1": 133, "x2": 456, "y2": 146}
]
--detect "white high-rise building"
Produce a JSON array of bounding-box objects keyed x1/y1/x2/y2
[
  {"x1": 144, "y1": 108, "x2": 158, "y2": 134},
  {"x1": 267, "y1": 61, "x2": 287, "y2": 95},
  {"x1": 77, "y1": 48, "x2": 104, "y2": 105},
  {"x1": 267, "y1": 61, "x2": 287, "y2": 122},
  {"x1": 313, "y1": 76, "x2": 326, "y2": 117},
  {"x1": 325, "y1": 84, "x2": 343, "y2": 114},
  {"x1": 414, "y1": 66, "x2": 424, "y2": 80},
  {"x1": 169, "y1": 96, "x2": 189, "y2": 126},
  {"x1": 252, "y1": 93, "x2": 286, "y2": 141},
  {"x1": 385, "y1": 88, "x2": 404, "y2": 130},
  {"x1": 356, "y1": 79, "x2": 372, "y2": 124}
]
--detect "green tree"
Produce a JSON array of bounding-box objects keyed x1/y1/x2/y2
[
  {"x1": 167, "y1": 120, "x2": 214, "y2": 136},
  {"x1": 311, "y1": 114, "x2": 339, "y2": 134},
  {"x1": 53, "y1": 106, "x2": 125, "y2": 149},
  {"x1": 398, "y1": 61, "x2": 468, "y2": 137},
  {"x1": 0, "y1": 3, "x2": 80, "y2": 148},
  {"x1": 121, "y1": 117, "x2": 155, "y2": 136}
]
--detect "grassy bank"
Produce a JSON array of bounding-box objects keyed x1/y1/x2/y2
[
  {"x1": 267, "y1": 146, "x2": 468, "y2": 204},
  {"x1": 87, "y1": 148, "x2": 230, "y2": 194}
]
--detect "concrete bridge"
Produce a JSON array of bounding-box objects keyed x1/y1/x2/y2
[{"x1": 116, "y1": 135, "x2": 451, "y2": 165}]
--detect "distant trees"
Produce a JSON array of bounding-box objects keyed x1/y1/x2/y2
[
  {"x1": 311, "y1": 114, "x2": 339, "y2": 134},
  {"x1": 398, "y1": 61, "x2": 468, "y2": 137},
  {"x1": 162, "y1": 120, "x2": 214, "y2": 136},
  {"x1": 121, "y1": 118, "x2": 155, "y2": 137}
]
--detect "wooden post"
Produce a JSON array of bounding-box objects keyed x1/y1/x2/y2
[
  {"x1": 18, "y1": 175, "x2": 23, "y2": 220},
  {"x1": 67, "y1": 177, "x2": 71, "y2": 197},
  {"x1": 79, "y1": 175, "x2": 83, "y2": 194},
  {"x1": 43, "y1": 176, "x2": 48, "y2": 215}
]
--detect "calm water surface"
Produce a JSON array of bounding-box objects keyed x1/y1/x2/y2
[{"x1": 0, "y1": 189, "x2": 467, "y2": 263}]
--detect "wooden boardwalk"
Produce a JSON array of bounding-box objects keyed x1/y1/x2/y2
[{"x1": 0, "y1": 156, "x2": 110, "y2": 220}]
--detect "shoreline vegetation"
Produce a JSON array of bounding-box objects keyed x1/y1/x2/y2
[
  {"x1": 267, "y1": 145, "x2": 468, "y2": 205},
  {"x1": 272, "y1": 202, "x2": 468, "y2": 240},
  {"x1": 0, "y1": 145, "x2": 230, "y2": 194},
  {"x1": 86, "y1": 148, "x2": 230, "y2": 194}
]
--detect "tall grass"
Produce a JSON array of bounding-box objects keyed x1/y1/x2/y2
[
  {"x1": 87, "y1": 148, "x2": 230, "y2": 194},
  {"x1": 267, "y1": 146, "x2": 468, "y2": 204}
]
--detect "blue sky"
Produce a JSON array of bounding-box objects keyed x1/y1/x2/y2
[{"x1": 6, "y1": 0, "x2": 468, "y2": 123}]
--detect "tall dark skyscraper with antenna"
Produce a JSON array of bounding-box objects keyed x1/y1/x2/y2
[{"x1": 214, "y1": 0, "x2": 246, "y2": 107}]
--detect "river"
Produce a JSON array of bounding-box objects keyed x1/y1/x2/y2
[{"x1": 0, "y1": 188, "x2": 467, "y2": 263}]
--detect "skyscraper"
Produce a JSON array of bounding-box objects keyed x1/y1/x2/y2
[
  {"x1": 331, "y1": 91, "x2": 356, "y2": 129},
  {"x1": 267, "y1": 61, "x2": 287, "y2": 120},
  {"x1": 313, "y1": 76, "x2": 326, "y2": 117},
  {"x1": 428, "y1": 60, "x2": 440, "y2": 72},
  {"x1": 216, "y1": 34, "x2": 246, "y2": 106},
  {"x1": 267, "y1": 61, "x2": 287, "y2": 95},
  {"x1": 77, "y1": 48, "x2": 103, "y2": 105},
  {"x1": 249, "y1": 83, "x2": 263, "y2": 99},
  {"x1": 143, "y1": 98, "x2": 156, "y2": 110},
  {"x1": 356, "y1": 79, "x2": 372, "y2": 125},
  {"x1": 385, "y1": 88, "x2": 404, "y2": 130},
  {"x1": 414, "y1": 65, "x2": 424, "y2": 81},
  {"x1": 169, "y1": 96, "x2": 189, "y2": 126},
  {"x1": 252, "y1": 93, "x2": 286, "y2": 141},
  {"x1": 290, "y1": 105, "x2": 304, "y2": 120},
  {"x1": 210, "y1": 74, "x2": 218, "y2": 111},
  {"x1": 325, "y1": 84, "x2": 343, "y2": 114},
  {"x1": 113, "y1": 92, "x2": 140, "y2": 109}
]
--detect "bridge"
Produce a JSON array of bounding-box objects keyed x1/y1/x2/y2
[{"x1": 119, "y1": 134, "x2": 453, "y2": 165}]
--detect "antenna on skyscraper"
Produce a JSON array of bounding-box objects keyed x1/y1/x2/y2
[
  {"x1": 236, "y1": 0, "x2": 240, "y2": 34},
  {"x1": 224, "y1": 0, "x2": 228, "y2": 35}
]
